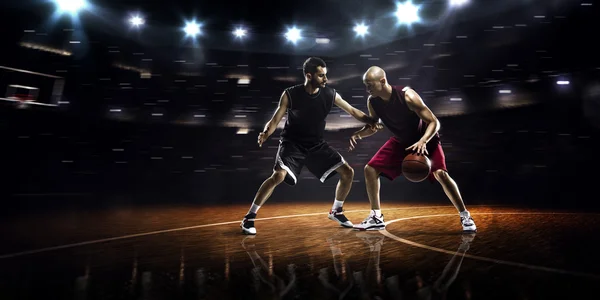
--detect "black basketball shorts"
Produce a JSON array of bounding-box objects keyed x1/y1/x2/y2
[{"x1": 273, "y1": 140, "x2": 346, "y2": 186}]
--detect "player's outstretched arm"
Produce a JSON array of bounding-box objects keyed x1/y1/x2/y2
[{"x1": 334, "y1": 92, "x2": 379, "y2": 126}]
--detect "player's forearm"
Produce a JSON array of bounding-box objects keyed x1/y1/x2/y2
[
  {"x1": 352, "y1": 109, "x2": 377, "y2": 125},
  {"x1": 262, "y1": 119, "x2": 279, "y2": 137},
  {"x1": 354, "y1": 126, "x2": 377, "y2": 139},
  {"x1": 420, "y1": 120, "x2": 440, "y2": 143}
]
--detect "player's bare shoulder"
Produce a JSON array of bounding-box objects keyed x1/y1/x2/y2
[
  {"x1": 403, "y1": 88, "x2": 425, "y2": 109},
  {"x1": 279, "y1": 89, "x2": 290, "y2": 108},
  {"x1": 403, "y1": 87, "x2": 417, "y2": 100}
]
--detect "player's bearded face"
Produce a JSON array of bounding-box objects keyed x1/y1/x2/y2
[
  {"x1": 310, "y1": 73, "x2": 326, "y2": 87},
  {"x1": 309, "y1": 66, "x2": 327, "y2": 88}
]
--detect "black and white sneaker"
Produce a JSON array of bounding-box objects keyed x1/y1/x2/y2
[
  {"x1": 460, "y1": 211, "x2": 477, "y2": 232},
  {"x1": 328, "y1": 207, "x2": 353, "y2": 228},
  {"x1": 353, "y1": 212, "x2": 385, "y2": 231},
  {"x1": 241, "y1": 213, "x2": 257, "y2": 235}
]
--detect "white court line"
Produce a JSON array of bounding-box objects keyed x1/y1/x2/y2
[
  {"x1": 382, "y1": 213, "x2": 600, "y2": 280},
  {"x1": 0, "y1": 205, "x2": 456, "y2": 259}
]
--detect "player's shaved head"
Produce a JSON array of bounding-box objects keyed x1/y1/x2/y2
[
  {"x1": 363, "y1": 66, "x2": 386, "y2": 81},
  {"x1": 362, "y1": 66, "x2": 389, "y2": 98}
]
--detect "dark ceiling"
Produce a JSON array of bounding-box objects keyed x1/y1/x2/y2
[
  {"x1": 2, "y1": 0, "x2": 566, "y2": 56},
  {"x1": 0, "y1": 0, "x2": 598, "y2": 130}
]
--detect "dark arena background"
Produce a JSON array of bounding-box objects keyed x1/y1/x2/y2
[{"x1": 1, "y1": 0, "x2": 600, "y2": 299}]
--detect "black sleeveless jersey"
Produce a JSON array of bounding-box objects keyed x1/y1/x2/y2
[
  {"x1": 370, "y1": 86, "x2": 440, "y2": 144},
  {"x1": 280, "y1": 84, "x2": 336, "y2": 145}
]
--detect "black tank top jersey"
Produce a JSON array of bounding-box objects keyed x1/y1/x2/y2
[
  {"x1": 370, "y1": 86, "x2": 440, "y2": 144},
  {"x1": 280, "y1": 84, "x2": 336, "y2": 145}
]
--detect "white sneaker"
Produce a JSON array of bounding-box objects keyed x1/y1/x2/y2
[
  {"x1": 460, "y1": 211, "x2": 477, "y2": 232},
  {"x1": 353, "y1": 212, "x2": 385, "y2": 231}
]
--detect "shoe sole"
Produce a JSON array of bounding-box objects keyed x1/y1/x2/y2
[
  {"x1": 328, "y1": 215, "x2": 353, "y2": 228},
  {"x1": 353, "y1": 225, "x2": 385, "y2": 231},
  {"x1": 462, "y1": 225, "x2": 477, "y2": 232},
  {"x1": 240, "y1": 224, "x2": 256, "y2": 235}
]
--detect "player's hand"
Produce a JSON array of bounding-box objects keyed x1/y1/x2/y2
[
  {"x1": 349, "y1": 134, "x2": 361, "y2": 152},
  {"x1": 367, "y1": 122, "x2": 383, "y2": 132},
  {"x1": 406, "y1": 140, "x2": 429, "y2": 155},
  {"x1": 257, "y1": 131, "x2": 268, "y2": 147}
]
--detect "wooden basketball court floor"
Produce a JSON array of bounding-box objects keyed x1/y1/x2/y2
[{"x1": 1, "y1": 202, "x2": 599, "y2": 299}]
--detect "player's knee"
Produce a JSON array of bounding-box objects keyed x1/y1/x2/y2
[
  {"x1": 271, "y1": 169, "x2": 287, "y2": 184},
  {"x1": 364, "y1": 165, "x2": 378, "y2": 177},
  {"x1": 433, "y1": 169, "x2": 448, "y2": 181},
  {"x1": 338, "y1": 163, "x2": 354, "y2": 179}
]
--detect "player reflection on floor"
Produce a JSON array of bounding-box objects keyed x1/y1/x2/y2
[
  {"x1": 320, "y1": 232, "x2": 476, "y2": 300},
  {"x1": 241, "y1": 236, "x2": 298, "y2": 299}
]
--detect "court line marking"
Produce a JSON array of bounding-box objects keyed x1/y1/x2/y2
[
  {"x1": 2, "y1": 207, "x2": 597, "y2": 273},
  {"x1": 382, "y1": 213, "x2": 600, "y2": 280},
  {"x1": 0, "y1": 205, "x2": 459, "y2": 259}
]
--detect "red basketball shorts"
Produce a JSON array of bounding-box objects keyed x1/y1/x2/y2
[{"x1": 367, "y1": 136, "x2": 447, "y2": 182}]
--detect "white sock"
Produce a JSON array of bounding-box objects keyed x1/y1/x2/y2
[
  {"x1": 332, "y1": 200, "x2": 344, "y2": 210},
  {"x1": 460, "y1": 210, "x2": 470, "y2": 217},
  {"x1": 248, "y1": 203, "x2": 261, "y2": 215},
  {"x1": 371, "y1": 209, "x2": 382, "y2": 217}
]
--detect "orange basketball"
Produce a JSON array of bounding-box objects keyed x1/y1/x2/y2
[{"x1": 402, "y1": 154, "x2": 431, "y2": 182}]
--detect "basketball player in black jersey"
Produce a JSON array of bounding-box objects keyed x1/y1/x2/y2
[{"x1": 241, "y1": 57, "x2": 381, "y2": 235}]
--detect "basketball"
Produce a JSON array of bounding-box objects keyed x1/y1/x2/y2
[{"x1": 402, "y1": 154, "x2": 431, "y2": 182}]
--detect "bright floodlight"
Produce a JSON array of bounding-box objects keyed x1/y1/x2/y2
[
  {"x1": 354, "y1": 23, "x2": 369, "y2": 37},
  {"x1": 129, "y1": 16, "x2": 145, "y2": 27},
  {"x1": 184, "y1": 21, "x2": 201, "y2": 37},
  {"x1": 234, "y1": 28, "x2": 247, "y2": 38},
  {"x1": 396, "y1": 1, "x2": 421, "y2": 24},
  {"x1": 285, "y1": 27, "x2": 302, "y2": 43},
  {"x1": 450, "y1": 0, "x2": 469, "y2": 6},
  {"x1": 54, "y1": 0, "x2": 87, "y2": 14},
  {"x1": 557, "y1": 80, "x2": 570, "y2": 85}
]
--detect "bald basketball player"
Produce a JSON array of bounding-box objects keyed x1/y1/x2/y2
[
  {"x1": 349, "y1": 66, "x2": 476, "y2": 232},
  {"x1": 240, "y1": 57, "x2": 381, "y2": 235}
]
